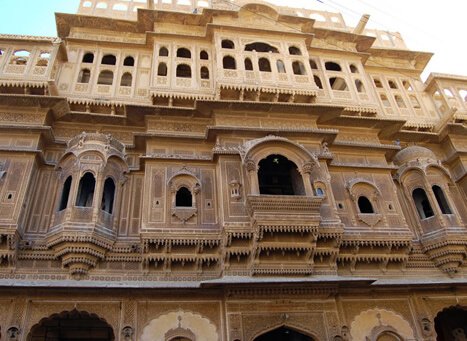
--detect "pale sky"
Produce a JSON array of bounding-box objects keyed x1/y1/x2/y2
[{"x1": 0, "y1": 0, "x2": 466, "y2": 80}]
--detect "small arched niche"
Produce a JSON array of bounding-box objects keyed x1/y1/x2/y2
[{"x1": 258, "y1": 154, "x2": 304, "y2": 196}]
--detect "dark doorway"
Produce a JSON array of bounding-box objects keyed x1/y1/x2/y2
[
  {"x1": 435, "y1": 307, "x2": 467, "y2": 341},
  {"x1": 254, "y1": 327, "x2": 313, "y2": 341},
  {"x1": 258, "y1": 154, "x2": 304, "y2": 195},
  {"x1": 28, "y1": 310, "x2": 115, "y2": 341}
]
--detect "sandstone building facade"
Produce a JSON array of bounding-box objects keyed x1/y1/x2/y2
[{"x1": 0, "y1": 0, "x2": 466, "y2": 340}]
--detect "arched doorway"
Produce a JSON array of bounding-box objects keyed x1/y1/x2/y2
[
  {"x1": 28, "y1": 310, "x2": 115, "y2": 341},
  {"x1": 435, "y1": 306, "x2": 467, "y2": 341},
  {"x1": 254, "y1": 326, "x2": 314, "y2": 341},
  {"x1": 258, "y1": 154, "x2": 304, "y2": 195}
]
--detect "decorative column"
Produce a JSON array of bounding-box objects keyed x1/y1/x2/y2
[{"x1": 245, "y1": 158, "x2": 259, "y2": 195}]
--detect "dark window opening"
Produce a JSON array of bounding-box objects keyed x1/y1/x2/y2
[
  {"x1": 358, "y1": 196, "x2": 374, "y2": 213},
  {"x1": 349, "y1": 64, "x2": 359, "y2": 73},
  {"x1": 394, "y1": 95, "x2": 406, "y2": 108},
  {"x1": 97, "y1": 70, "x2": 114, "y2": 85},
  {"x1": 177, "y1": 48, "x2": 191, "y2": 59},
  {"x1": 292, "y1": 61, "x2": 306, "y2": 75},
  {"x1": 159, "y1": 47, "x2": 169, "y2": 56},
  {"x1": 120, "y1": 72, "x2": 132, "y2": 86},
  {"x1": 432, "y1": 185, "x2": 452, "y2": 214},
  {"x1": 314, "y1": 75, "x2": 323, "y2": 89},
  {"x1": 276, "y1": 60, "x2": 286, "y2": 73},
  {"x1": 223, "y1": 56, "x2": 236, "y2": 70},
  {"x1": 244, "y1": 42, "x2": 278, "y2": 53},
  {"x1": 309, "y1": 59, "x2": 318, "y2": 69},
  {"x1": 288, "y1": 46, "x2": 302, "y2": 55},
  {"x1": 123, "y1": 56, "x2": 134, "y2": 66},
  {"x1": 101, "y1": 178, "x2": 116, "y2": 214},
  {"x1": 176, "y1": 64, "x2": 191, "y2": 78},
  {"x1": 258, "y1": 57, "x2": 271, "y2": 72},
  {"x1": 434, "y1": 306, "x2": 467, "y2": 341},
  {"x1": 28, "y1": 310, "x2": 115, "y2": 341},
  {"x1": 374, "y1": 78, "x2": 383, "y2": 88},
  {"x1": 200, "y1": 50, "x2": 209, "y2": 60},
  {"x1": 254, "y1": 327, "x2": 314, "y2": 341},
  {"x1": 176, "y1": 187, "x2": 192, "y2": 207},
  {"x1": 157, "y1": 62, "x2": 167, "y2": 76},
  {"x1": 244, "y1": 58, "x2": 253, "y2": 71},
  {"x1": 82, "y1": 52, "x2": 94, "y2": 63},
  {"x1": 76, "y1": 173, "x2": 96, "y2": 207},
  {"x1": 388, "y1": 80, "x2": 398, "y2": 89},
  {"x1": 58, "y1": 176, "x2": 72, "y2": 211},
  {"x1": 200, "y1": 66, "x2": 209, "y2": 79},
  {"x1": 221, "y1": 39, "x2": 235, "y2": 49},
  {"x1": 258, "y1": 154, "x2": 304, "y2": 196},
  {"x1": 329, "y1": 77, "x2": 348, "y2": 91},
  {"x1": 355, "y1": 79, "x2": 365, "y2": 93},
  {"x1": 412, "y1": 188, "x2": 434, "y2": 219},
  {"x1": 325, "y1": 61, "x2": 342, "y2": 71},
  {"x1": 101, "y1": 54, "x2": 116, "y2": 65},
  {"x1": 78, "y1": 69, "x2": 91, "y2": 83}
]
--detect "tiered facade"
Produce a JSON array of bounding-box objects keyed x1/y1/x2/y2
[{"x1": 0, "y1": 0, "x2": 466, "y2": 340}]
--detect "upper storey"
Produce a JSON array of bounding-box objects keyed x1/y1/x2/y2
[{"x1": 77, "y1": 0, "x2": 407, "y2": 50}]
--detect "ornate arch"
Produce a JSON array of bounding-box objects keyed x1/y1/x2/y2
[
  {"x1": 27, "y1": 309, "x2": 115, "y2": 341},
  {"x1": 249, "y1": 323, "x2": 319, "y2": 341},
  {"x1": 349, "y1": 308, "x2": 415, "y2": 341},
  {"x1": 141, "y1": 310, "x2": 218, "y2": 341},
  {"x1": 241, "y1": 135, "x2": 319, "y2": 173}
]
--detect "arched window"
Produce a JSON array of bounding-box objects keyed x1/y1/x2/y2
[
  {"x1": 325, "y1": 61, "x2": 342, "y2": 71},
  {"x1": 223, "y1": 56, "x2": 236, "y2": 70},
  {"x1": 123, "y1": 56, "x2": 134, "y2": 66},
  {"x1": 244, "y1": 58, "x2": 253, "y2": 71},
  {"x1": 292, "y1": 61, "x2": 306, "y2": 75},
  {"x1": 258, "y1": 154, "x2": 305, "y2": 196},
  {"x1": 432, "y1": 185, "x2": 452, "y2": 214},
  {"x1": 101, "y1": 54, "x2": 116, "y2": 65},
  {"x1": 176, "y1": 64, "x2": 191, "y2": 78},
  {"x1": 288, "y1": 46, "x2": 302, "y2": 55},
  {"x1": 76, "y1": 172, "x2": 96, "y2": 207},
  {"x1": 58, "y1": 176, "x2": 72, "y2": 211},
  {"x1": 82, "y1": 52, "x2": 94, "y2": 63},
  {"x1": 349, "y1": 64, "x2": 359, "y2": 73},
  {"x1": 376, "y1": 332, "x2": 401, "y2": 341},
  {"x1": 221, "y1": 39, "x2": 235, "y2": 49},
  {"x1": 412, "y1": 188, "x2": 434, "y2": 219},
  {"x1": 309, "y1": 59, "x2": 318, "y2": 69},
  {"x1": 329, "y1": 77, "x2": 348, "y2": 91},
  {"x1": 276, "y1": 60, "x2": 286, "y2": 73},
  {"x1": 394, "y1": 95, "x2": 406, "y2": 108},
  {"x1": 380, "y1": 94, "x2": 391, "y2": 107},
  {"x1": 176, "y1": 48, "x2": 191, "y2": 58},
  {"x1": 176, "y1": 187, "x2": 192, "y2": 207},
  {"x1": 358, "y1": 196, "x2": 374, "y2": 213},
  {"x1": 159, "y1": 47, "x2": 169, "y2": 56},
  {"x1": 97, "y1": 70, "x2": 114, "y2": 85},
  {"x1": 244, "y1": 42, "x2": 278, "y2": 53},
  {"x1": 258, "y1": 57, "x2": 271, "y2": 72},
  {"x1": 157, "y1": 62, "x2": 168, "y2": 76},
  {"x1": 120, "y1": 72, "x2": 132, "y2": 86},
  {"x1": 410, "y1": 95, "x2": 421, "y2": 109},
  {"x1": 101, "y1": 178, "x2": 116, "y2": 214},
  {"x1": 314, "y1": 75, "x2": 323, "y2": 89},
  {"x1": 200, "y1": 66, "x2": 209, "y2": 79},
  {"x1": 388, "y1": 80, "x2": 398, "y2": 89},
  {"x1": 77, "y1": 68, "x2": 91, "y2": 83},
  {"x1": 355, "y1": 79, "x2": 365, "y2": 93},
  {"x1": 200, "y1": 50, "x2": 209, "y2": 60}
]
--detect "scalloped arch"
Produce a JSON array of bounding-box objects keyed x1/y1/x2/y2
[
  {"x1": 249, "y1": 323, "x2": 319, "y2": 341},
  {"x1": 349, "y1": 308, "x2": 415, "y2": 341},
  {"x1": 141, "y1": 310, "x2": 218, "y2": 341}
]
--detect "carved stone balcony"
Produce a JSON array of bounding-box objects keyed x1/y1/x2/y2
[{"x1": 246, "y1": 195, "x2": 323, "y2": 275}]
